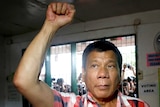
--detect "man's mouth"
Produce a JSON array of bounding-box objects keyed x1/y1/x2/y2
[{"x1": 96, "y1": 85, "x2": 110, "y2": 90}]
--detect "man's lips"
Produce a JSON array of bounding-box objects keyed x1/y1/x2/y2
[{"x1": 96, "y1": 85, "x2": 110, "y2": 90}]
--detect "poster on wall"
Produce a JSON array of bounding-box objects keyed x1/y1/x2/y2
[{"x1": 146, "y1": 52, "x2": 160, "y2": 66}]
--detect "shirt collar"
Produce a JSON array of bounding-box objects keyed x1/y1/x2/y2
[{"x1": 84, "y1": 91, "x2": 131, "y2": 107}]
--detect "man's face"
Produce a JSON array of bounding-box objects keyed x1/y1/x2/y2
[{"x1": 83, "y1": 50, "x2": 120, "y2": 100}]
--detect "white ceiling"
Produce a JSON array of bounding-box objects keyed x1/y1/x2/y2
[{"x1": 1, "y1": 0, "x2": 160, "y2": 36}]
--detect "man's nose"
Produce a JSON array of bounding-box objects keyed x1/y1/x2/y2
[{"x1": 97, "y1": 67, "x2": 109, "y2": 79}]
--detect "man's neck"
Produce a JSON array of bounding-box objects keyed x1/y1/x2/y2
[{"x1": 92, "y1": 90, "x2": 118, "y2": 107}]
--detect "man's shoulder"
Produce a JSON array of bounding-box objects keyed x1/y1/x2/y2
[
  {"x1": 53, "y1": 89, "x2": 84, "y2": 107},
  {"x1": 53, "y1": 89, "x2": 83, "y2": 100},
  {"x1": 122, "y1": 95, "x2": 150, "y2": 107},
  {"x1": 118, "y1": 91, "x2": 149, "y2": 107}
]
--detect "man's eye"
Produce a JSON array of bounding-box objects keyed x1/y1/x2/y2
[
  {"x1": 91, "y1": 64, "x2": 98, "y2": 68},
  {"x1": 107, "y1": 65, "x2": 116, "y2": 69}
]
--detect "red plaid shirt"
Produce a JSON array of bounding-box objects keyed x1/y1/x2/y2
[{"x1": 53, "y1": 90, "x2": 150, "y2": 107}]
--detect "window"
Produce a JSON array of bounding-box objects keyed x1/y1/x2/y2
[
  {"x1": 40, "y1": 34, "x2": 137, "y2": 97},
  {"x1": 50, "y1": 44, "x2": 72, "y2": 92},
  {"x1": 106, "y1": 35, "x2": 137, "y2": 97}
]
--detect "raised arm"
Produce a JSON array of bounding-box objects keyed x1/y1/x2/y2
[{"x1": 13, "y1": 2, "x2": 75, "y2": 107}]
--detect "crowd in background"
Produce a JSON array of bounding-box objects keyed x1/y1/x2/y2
[
  {"x1": 121, "y1": 63, "x2": 137, "y2": 97},
  {"x1": 51, "y1": 76, "x2": 86, "y2": 95},
  {"x1": 52, "y1": 78, "x2": 71, "y2": 93}
]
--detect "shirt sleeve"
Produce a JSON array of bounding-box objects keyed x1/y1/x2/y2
[{"x1": 53, "y1": 89, "x2": 79, "y2": 107}]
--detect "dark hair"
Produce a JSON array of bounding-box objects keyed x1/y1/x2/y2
[{"x1": 82, "y1": 40, "x2": 122, "y2": 76}]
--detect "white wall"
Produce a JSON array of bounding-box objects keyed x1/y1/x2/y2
[
  {"x1": 3, "y1": 9, "x2": 160, "y2": 107},
  {"x1": 137, "y1": 22, "x2": 160, "y2": 106}
]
